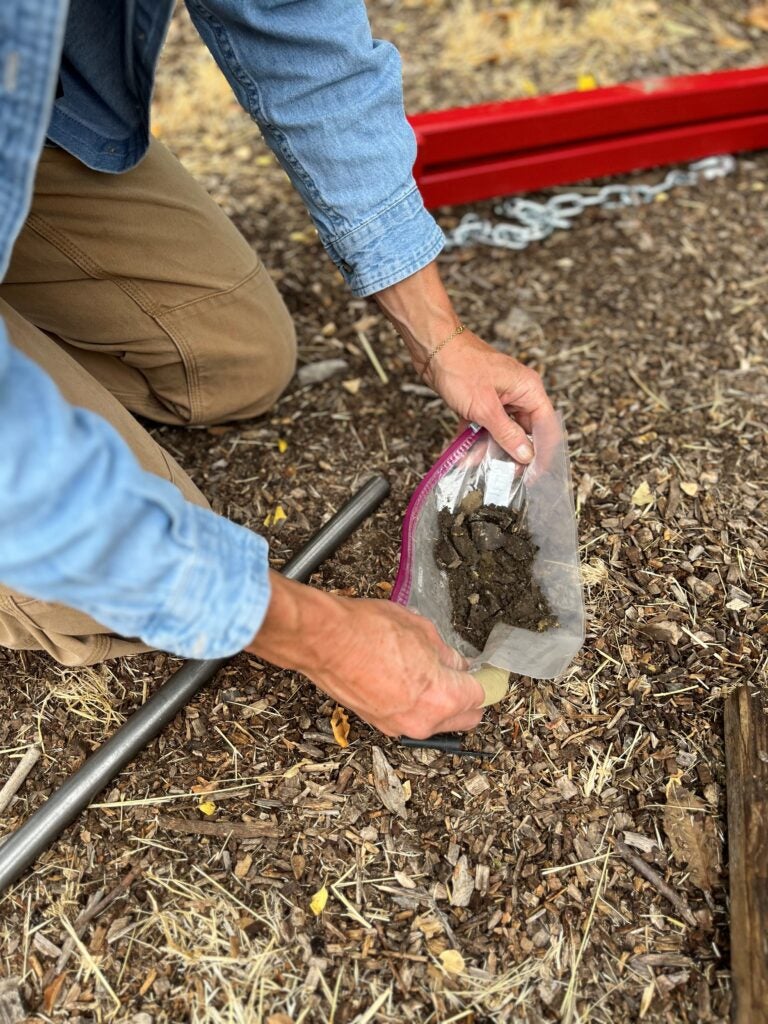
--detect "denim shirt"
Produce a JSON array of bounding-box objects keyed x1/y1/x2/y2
[{"x1": 0, "y1": 0, "x2": 443, "y2": 658}]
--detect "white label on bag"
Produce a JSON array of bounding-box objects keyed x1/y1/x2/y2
[
  {"x1": 436, "y1": 471, "x2": 463, "y2": 511},
  {"x1": 484, "y1": 459, "x2": 517, "y2": 507}
]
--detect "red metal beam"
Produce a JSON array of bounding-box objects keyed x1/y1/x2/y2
[
  {"x1": 409, "y1": 66, "x2": 768, "y2": 208},
  {"x1": 416, "y1": 111, "x2": 768, "y2": 209}
]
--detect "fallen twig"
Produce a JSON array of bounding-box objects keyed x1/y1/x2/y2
[
  {"x1": 627, "y1": 367, "x2": 671, "y2": 411},
  {"x1": 356, "y1": 330, "x2": 389, "y2": 385},
  {"x1": 48, "y1": 887, "x2": 104, "y2": 982},
  {"x1": 614, "y1": 836, "x2": 697, "y2": 927},
  {"x1": 157, "y1": 815, "x2": 280, "y2": 839},
  {"x1": 561, "y1": 846, "x2": 611, "y2": 1023},
  {"x1": 59, "y1": 914, "x2": 120, "y2": 1011},
  {"x1": 0, "y1": 746, "x2": 41, "y2": 816},
  {"x1": 46, "y1": 863, "x2": 145, "y2": 984}
]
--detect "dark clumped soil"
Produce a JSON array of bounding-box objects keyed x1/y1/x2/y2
[{"x1": 435, "y1": 490, "x2": 557, "y2": 648}]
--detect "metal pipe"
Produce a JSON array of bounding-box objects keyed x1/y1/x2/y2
[
  {"x1": 0, "y1": 474, "x2": 389, "y2": 894},
  {"x1": 399, "y1": 735, "x2": 487, "y2": 758}
]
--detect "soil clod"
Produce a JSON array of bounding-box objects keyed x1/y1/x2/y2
[{"x1": 435, "y1": 492, "x2": 557, "y2": 648}]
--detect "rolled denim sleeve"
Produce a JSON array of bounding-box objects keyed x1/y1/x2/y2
[
  {"x1": 0, "y1": 321, "x2": 270, "y2": 659},
  {"x1": 185, "y1": 0, "x2": 444, "y2": 296}
]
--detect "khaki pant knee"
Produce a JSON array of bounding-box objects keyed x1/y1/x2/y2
[{"x1": 159, "y1": 264, "x2": 297, "y2": 426}]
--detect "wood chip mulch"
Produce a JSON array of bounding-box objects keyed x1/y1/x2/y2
[{"x1": 1, "y1": 5, "x2": 766, "y2": 1022}]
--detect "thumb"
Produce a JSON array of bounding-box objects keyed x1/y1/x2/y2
[
  {"x1": 437, "y1": 642, "x2": 470, "y2": 672},
  {"x1": 431, "y1": 663, "x2": 486, "y2": 716},
  {"x1": 480, "y1": 399, "x2": 533, "y2": 462},
  {"x1": 448, "y1": 668, "x2": 486, "y2": 712}
]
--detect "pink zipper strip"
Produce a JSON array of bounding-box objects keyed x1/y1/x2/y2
[{"x1": 391, "y1": 425, "x2": 483, "y2": 605}]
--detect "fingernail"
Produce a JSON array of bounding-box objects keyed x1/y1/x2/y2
[{"x1": 515, "y1": 442, "x2": 533, "y2": 462}]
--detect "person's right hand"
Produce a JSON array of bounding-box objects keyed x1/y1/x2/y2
[{"x1": 246, "y1": 572, "x2": 484, "y2": 738}]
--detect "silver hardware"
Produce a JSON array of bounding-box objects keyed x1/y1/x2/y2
[{"x1": 444, "y1": 155, "x2": 737, "y2": 251}]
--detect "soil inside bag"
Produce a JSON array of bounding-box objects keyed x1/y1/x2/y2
[{"x1": 434, "y1": 489, "x2": 557, "y2": 650}]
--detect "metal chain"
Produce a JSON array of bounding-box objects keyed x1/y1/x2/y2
[{"x1": 444, "y1": 154, "x2": 737, "y2": 251}]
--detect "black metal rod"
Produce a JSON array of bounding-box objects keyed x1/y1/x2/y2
[
  {"x1": 0, "y1": 475, "x2": 390, "y2": 894},
  {"x1": 399, "y1": 735, "x2": 487, "y2": 757}
]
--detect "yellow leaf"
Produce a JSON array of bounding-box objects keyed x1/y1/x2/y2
[
  {"x1": 139, "y1": 967, "x2": 158, "y2": 997},
  {"x1": 255, "y1": 154, "x2": 273, "y2": 166},
  {"x1": 681, "y1": 481, "x2": 699, "y2": 497},
  {"x1": 439, "y1": 949, "x2": 466, "y2": 975},
  {"x1": 520, "y1": 78, "x2": 538, "y2": 97},
  {"x1": 577, "y1": 74, "x2": 597, "y2": 92},
  {"x1": 631, "y1": 481, "x2": 653, "y2": 506},
  {"x1": 746, "y1": 3, "x2": 768, "y2": 31},
  {"x1": 264, "y1": 505, "x2": 288, "y2": 527},
  {"x1": 277, "y1": 438, "x2": 288, "y2": 454},
  {"x1": 309, "y1": 884, "x2": 328, "y2": 916},
  {"x1": 714, "y1": 32, "x2": 749, "y2": 51},
  {"x1": 198, "y1": 799, "x2": 216, "y2": 816},
  {"x1": 330, "y1": 706, "x2": 350, "y2": 748}
]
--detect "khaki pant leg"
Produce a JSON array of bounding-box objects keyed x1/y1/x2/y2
[
  {"x1": 0, "y1": 299, "x2": 209, "y2": 666},
  {"x1": 0, "y1": 139, "x2": 296, "y2": 426}
]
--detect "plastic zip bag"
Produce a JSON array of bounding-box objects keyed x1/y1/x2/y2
[{"x1": 392, "y1": 413, "x2": 584, "y2": 700}]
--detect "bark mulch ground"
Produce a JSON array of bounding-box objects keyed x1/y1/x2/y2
[{"x1": 1, "y1": 4, "x2": 767, "y2": 1022}]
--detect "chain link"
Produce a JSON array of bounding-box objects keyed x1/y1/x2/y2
[{"x1": 444, "y1": 155, "x2": 737, "y2": 251}]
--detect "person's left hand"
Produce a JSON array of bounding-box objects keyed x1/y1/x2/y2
[
  {"x1": 422, "y1": 329, "x2": 554, "y2": 463},
  {"x1": 373, "y1": 261, "x2": 555, "y2": 463}
]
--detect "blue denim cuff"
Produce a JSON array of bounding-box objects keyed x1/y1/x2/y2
[
  {"x1": 142, "y1": 506, "x2": 271, "y2": 660},
  {"x1": 324, "y1": 186, "x2": 445, "y2": 297}
]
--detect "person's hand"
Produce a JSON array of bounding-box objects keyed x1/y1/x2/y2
[
  {"x1": 373, "y1": 260, "x2": 554, "y2": 463},
  {"x1": 246, "y1": 573, "x2": 484, "y2": 738},
  {"x1": 423, "y1": 329, "x2": 553, "y2": 463}
]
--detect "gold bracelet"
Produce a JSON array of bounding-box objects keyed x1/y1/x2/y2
[{"x1": 421, "y1": 321, "x2": 466, "y2": 375}]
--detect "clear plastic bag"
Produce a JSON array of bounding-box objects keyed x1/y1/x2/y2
[{"x1": 392, "y1": 412, "x2": 584, "y2": 691}]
